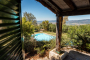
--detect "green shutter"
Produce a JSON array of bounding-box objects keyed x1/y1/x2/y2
[{"x1": 0, "y1": 0, "x2": 23, "y2": 60}]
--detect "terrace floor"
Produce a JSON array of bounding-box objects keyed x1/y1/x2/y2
[
  {"x1": 63, "y1": 47, "x2": 90, "y2": 60},
  {"x1": 25, "y1": 47, "x2": 90, "y2": 60}
]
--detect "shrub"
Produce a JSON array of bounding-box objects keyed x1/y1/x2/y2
[
  {"x1": 43, "y1": 44, "x2": 50, "y2": 50},
  {"x1": 62, "y1": 25, "x2": 68, "y2": 33},
  {"x1": 48, "y1": 23, "x2": 56, "y2": 32},
  {"x1": 48, "y1": 39, "x2": 56, "y2": 49},
  {"x1": 24, "y1": 39, "x2": 36, "y2": 53},
  {"x1": 67, "y1": 24, "x2": 90, "y2": 51},
  {"x1": 35, "y1": 26, "x2": 40, "y2": 32},
  {"x1": 34, "y1": 46, "x2": 45, "y2": 57},
  {"x1": 34, "y1": 47, "x2": 40, "y2": 54},
  {"x1": 39, "y1": 49, "x2": 45, "y2": 57}
]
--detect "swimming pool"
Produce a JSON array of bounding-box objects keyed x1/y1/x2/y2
[{"x1": 32, "y1": 33, "x2": 56, "y2": 41}]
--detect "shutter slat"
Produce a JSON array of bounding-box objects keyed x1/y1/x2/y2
[
  {"x1": 0, "y1": 26, "x2": 20, "y2": 35},
  {"x1": 0, "y1": 33, "x2": 20, "y2": 46},
  {"x1": 0, "y1": 40, "x2": 21, "y2": 59},
  {"x1": 0, "y1": 23, "x2": 20, "y2": 27},
  {"x1": 0, "y1": 10, "x2": 19, "y2": 16},
  {"x1": 17, "y1": 50, "x2": 22, "y2": 60},
  {"x1": 0, "y1": 29, "x2": 20, "y2": 40},
  {"x1": 0, "y1": 4, "x2": 19, "y2": 15},
  {"x1": 5, "y1": 43, "x2": 21, "y2": 60},
  {"x1": 13, "y1": 48, "x2": 22, "y2": 60},
  {"x1": 0, "y1": 11, "x2": 19, "y2": 19},
  {"x1": 0, "y1": 36, "x2": 21, "y2": 53},
  {"x1": 0, "y1": 17, "x2": 19, "y2": 20},
  {"x1": 11, "y1": 47, "x2": 22, "y2": 60},
  {"x1": 6, "y1": 0, "x2": 18, "y2": 6},
  {"x1": 0, "y1": 3, "x2": 19, "y2": 12},
  {"x1": 0, "y1": 0, "x2": 23, "y2": 59}
]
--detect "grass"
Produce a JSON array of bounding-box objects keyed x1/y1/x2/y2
[
  {"x1": 34, "y1": 32, "x2": 42, "y2": 34},
  {"x1": 34, "y1": 31, "x2": 56, "y2": 36},
  {"x1": 34, "y1": 31, "x2": 68, "y2": 37},
  {"x1": 44, "y1": 31, "x2": 56, "y2": 36}
]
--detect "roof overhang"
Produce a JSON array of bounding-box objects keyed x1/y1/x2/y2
[{"x1": 36, "y1": 0, "x2": 90, "y2": 16}]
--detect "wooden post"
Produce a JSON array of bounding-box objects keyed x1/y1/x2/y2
[{"x1": 56, "y1": 14, "x2": 63, "y2": 53}]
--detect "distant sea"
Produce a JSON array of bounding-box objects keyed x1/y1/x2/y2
[{"x1": 37, "y1": 19, "x2": 90, "y2": 25}]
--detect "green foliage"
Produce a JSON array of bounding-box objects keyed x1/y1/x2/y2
[
  {"x1": 34, "y1": 47, "x2": 40, "y2": 54},
  {"x1": 86, "y1": 43, "x2": 90, "y2": 50},
  {"x1": 63, "y1": 16, "x2": 68, "y2": 24},
  {"x1": 48, "y1": 23, "x2": 56, "y2": 32},
  {"x1": 52, "y1": 24, "x2": 56, "y2": 32},
  {"x1": 61, "y1": 35, "x2": 70, "y2": 46},
  {"x1": 62, "y1": 25, "x2": 68, "y2": 33},
  {"x1": 48, "y1": 23, "x2": 53, "y2": 32},
  {"x1": 34, "y1": 47, "x2": 45, "y2": 57},
  {"x1": 23, "y1": 12, "x2": 37, "y2": 26},
  {"x1": 39, "y1": 49, "x2": 45, "y2": 57},
  {"x1": 39, "y1": 21, "x2": 56, "y2": 32},
  {"x1": 39, "y1": 23, "x2": 43, "y2": 29},
  {"x1": 61, "y1": 24, "x2": 90, "y2": 52},
  {"x1": 48, "y1": 39, "x2": 56, "y2": 49},
  {"x1": 42, "y1": 20, "x2": 49, "y2": 31},
  {"x1": 67, "y1": 24, "x2": 90, "y2": 51},
  {"x1": 33, "y1": 38, "x2": 56, "y2": 56},
  {"x1": 22, "y1": 17, "x2": 34, "y2": 39},
  {"x1": 25, "y1": 40, "x2": 36, "y2": 53},
  {"x1": 35, "y1": 25, "x2": 40, "y2": 32}
]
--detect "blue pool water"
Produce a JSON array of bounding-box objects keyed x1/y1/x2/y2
[{"x1": 32, "y1": 33, "x2": 56, "y2": 41}]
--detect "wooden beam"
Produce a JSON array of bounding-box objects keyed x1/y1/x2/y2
[
  {"x1": 36, "y1": 0, "x2": 56, "y2": 14},
  {"x1": 61, "y1": 8, "x2": 90, "y2": 16},
  {"x1": 48, "y1": 0, "x2": 62, "y2": 12},
  {"x1": 63, "y1": 0, "x2": 77, "y2": 10},
  {"x1": 56, "y1": 14, "x2": 63, "y2": 53}
]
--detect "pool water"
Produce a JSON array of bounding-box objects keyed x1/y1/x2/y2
[{"x1": 32, "y1": 33, "x2": 56, "y2": 41}]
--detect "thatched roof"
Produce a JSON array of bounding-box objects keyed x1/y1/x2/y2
[{"x1": 36, "y1": 0, "x2": 90, "y2": 16}]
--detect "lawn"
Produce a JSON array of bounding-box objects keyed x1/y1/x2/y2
[
  {"x1": 34, "y1": 31, "x2": 68, "y2": 37},
  {"x1": 34, "y1": 31, "x2": 56, "y2": 36}
]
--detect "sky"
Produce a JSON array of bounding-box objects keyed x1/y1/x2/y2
[{"x1": 21, "y1": 0, "x2": 90, "y2": 21}]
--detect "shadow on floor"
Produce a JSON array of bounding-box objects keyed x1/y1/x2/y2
[{"x1": 63, "y1": 50, "x2": 90, "y2": 60}]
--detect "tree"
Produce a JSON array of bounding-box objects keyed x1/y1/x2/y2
[
  {"x1": 23, "y1": 12, "x2": 37, "y2": 26},
  {"x1": 22, "y1": 17, "x2": 34, "y2": 39},
  {"x1": 52, "y1": 24, "x2": 56, "y2": 32},
  {"x1": 48, "y1": 23, "x2": 56, "y2": 32},
  {"x1": 35, "y1": 25, "x2": 40, "y2": 32},
  {"x1": 40, "y1": 23, "x2": 43, "y2": 29},
  {"x1": 42, "y1": 20, "x2": 49, "y2": 31},
  {"x1": 63, "y1": 16, "x2": 68, "y2": 24},
  {"x1": 49, "y1": 23, "x2": 53, "y2": 32},
  {"x1": 62, "y1": 25, "x2": 68, "y2": 33},
  {"x1": 67, "y1": 25, "x2": 90, "y2": 51}
]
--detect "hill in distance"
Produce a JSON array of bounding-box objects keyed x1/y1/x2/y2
[
  {"x1": 37, "y1": 19, "x2": 90, "y2": 25},
  {"x1": 66, "y1": 19, "x2": 90, "y2": 25}
]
